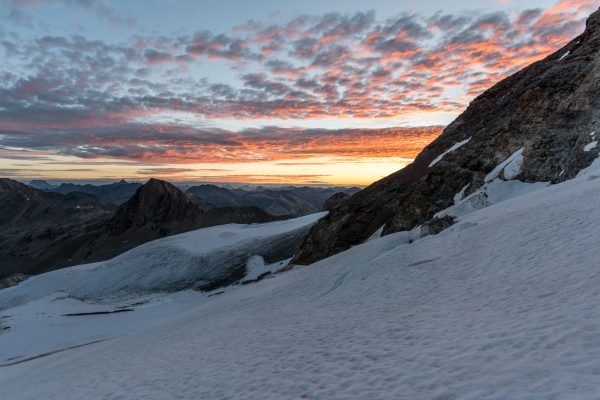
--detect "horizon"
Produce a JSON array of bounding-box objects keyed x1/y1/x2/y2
[
  {"x1": 23, "y1": 177, "x2": 365, "y2": 188},
  {"x1": 0, "y1": 0, "x2": 597, "y2": 185}
]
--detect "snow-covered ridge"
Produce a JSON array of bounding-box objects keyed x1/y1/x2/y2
[{"x1": 0, "y1": 212, "x2": 326, "y2": 309}]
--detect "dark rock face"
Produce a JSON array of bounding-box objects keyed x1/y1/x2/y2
[
  {"x1": 0, "y1": 178, "x2": 115, "y2": 278},
  {"x1": 322, "y1": 192, "x2": 351, "y2": 211},
  {"x1": 107, "y1": 178, "x2": 213, "y2": 236},
  {"x1": 293, "y1": 8, "x2": 600, "y2": 265}
]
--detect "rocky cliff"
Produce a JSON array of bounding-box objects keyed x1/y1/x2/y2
[{"x1": 293, "y1": 7, "x2": 600, "y2": 265}]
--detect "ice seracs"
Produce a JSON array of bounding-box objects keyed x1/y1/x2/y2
[{"x1": 438, "y1": 179, "x2": 550, "y2": 219}]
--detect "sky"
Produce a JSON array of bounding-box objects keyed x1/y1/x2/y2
[{"x1": 0, "y1": 0, "x2": 597, "y2": 186}]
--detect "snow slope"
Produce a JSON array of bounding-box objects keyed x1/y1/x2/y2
[{"x1": 3, "y1": 168, "x2": 600, "y2": 398}]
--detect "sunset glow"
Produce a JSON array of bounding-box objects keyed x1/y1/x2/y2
[{"x1": 0, "y1": 0, "x2": 597, "y2": 185}]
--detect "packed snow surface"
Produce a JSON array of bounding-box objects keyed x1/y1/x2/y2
[
  {"x1": 4, "y1": 165, "x2": 600, "y2": 398},
  {"x1": 428, "y1": 137, "x2": 471, "y2": 167}
]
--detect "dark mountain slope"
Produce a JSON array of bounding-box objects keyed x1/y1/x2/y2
[
  {"x1": 0, "y1": 179, "x2": 115, "y2": 278},
  {"x1": 293, "y1": 8, "x2": 600, "y2": 265}
]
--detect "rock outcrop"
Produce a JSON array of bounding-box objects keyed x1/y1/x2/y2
[
  {"x1": 293, "y1": 8, "x2": 600, "y2": 265},
  {"x1": 322, "y1": 192, "x2": 351, "y2": 211}
]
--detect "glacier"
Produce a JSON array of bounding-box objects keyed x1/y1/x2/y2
[{"x1": 2, "y1": 166, "x2": 600, "y2": 398}]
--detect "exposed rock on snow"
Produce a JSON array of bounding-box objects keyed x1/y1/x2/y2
[
  {"x1": 366, "y1": 225, "x2": 385, "y2": 242},
  {"x1": 419, "y1": 215, "x2": 455, "y2": 237},
  {"x1": 0, "y1": 274, "x2": 30, "y2": 290}
]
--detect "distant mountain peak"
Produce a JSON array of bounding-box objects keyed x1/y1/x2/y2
[
  {"x1": 28, "y1": 179, "x2": 55, "y2": 190},
  {"x1": 107, "y1": 178, "x2": 212, "y2": 235},
  {"x1": 140, "y1": 178, "x2": 181, "y2": 196}
]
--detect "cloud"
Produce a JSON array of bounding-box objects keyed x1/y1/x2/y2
[
  {"x1": 136, "y1": 167, "x2": 199, "y2": 176},
  {"x1": 0, "y1": 0, "x2": 596, "y2": 171},
  {"x1": 7, "y1": 1, "x2": 594, "y2": 123},
  {"x1": 0, "y1": 124, "x2": 443, "y2": 164},
  {"x1": 5, "y1": 0, "x2": 137, "y2": 27},
  {"x1": 184, "y1": 174, "x2": 334, "y2": 185}
]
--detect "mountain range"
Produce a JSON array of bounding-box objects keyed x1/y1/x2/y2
[
  {"x1": 0, "y1": 178, "x2": 279, "y2": 280},
  {"x1": 186, "y1": 184, "x2": 360, "y2": 217},
  {"x1": 47, "y1": 180, "x2": 143, "y2": 205},
  {"x1": 28, "y1": 179, "x2": 358, "y2": 216}
]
